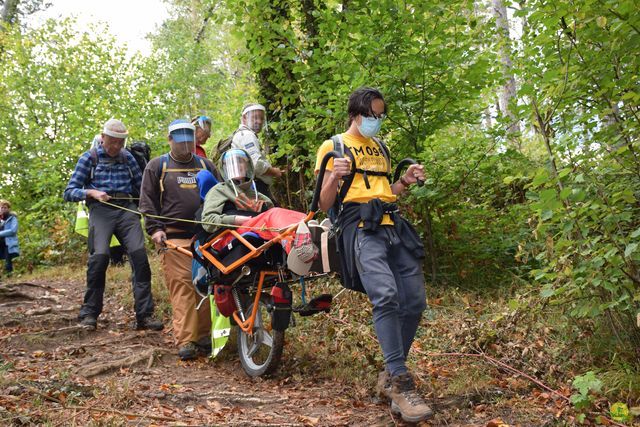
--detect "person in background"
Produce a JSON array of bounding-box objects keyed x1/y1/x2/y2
[
  {"x1": 191, "y1": 115, "x2": 212, "y2": 158},
  {"x1": 63, "y1": 119, "x2": 162, "y2": 331},
  {"x1": 231, "y1": 104, "x2": 284, "y2": 204},
  {"x1": 0, "y1": 199, "x2": 20, "y2": 276}
]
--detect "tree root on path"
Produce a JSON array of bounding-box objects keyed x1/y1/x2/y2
[
  {"x1": 48, "y1": 404, "x2": 177, "y2": 424},
  {"x1": 201, "y1": 390, "x2": 290, "y2": 404},
  {"x1": 56, "y1": 334, "x2": 140, "y2": 353},
  {"x1": 0, "y1": 287, "x2": 36, "y2": 300},
  {"x1": 76, "y1": 347, "x2": 170, "y2": 377},
  {"x1": 0, "y1": 324, "x2": 89, "y2": 341},
  {"x1": 11, "y1": 282, "x2": 61, "y2": 292}
]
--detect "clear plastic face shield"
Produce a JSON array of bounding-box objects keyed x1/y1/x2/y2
[
  {"x1": 241, "y1": 104, "x2": 267, "y2": 134},
  {"x1": 221, "y1": 149, "x2": 257, "y2": 198},
  {"x1": 192, "y1": 115, "x2": 212, "y2": 140},
  {"x1": 168, "y1": 121, "x2": 196, "y2": 157}
]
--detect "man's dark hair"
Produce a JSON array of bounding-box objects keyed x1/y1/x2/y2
[{"x1": 347, "y1": 87, "x2": 386, "y2": 126}]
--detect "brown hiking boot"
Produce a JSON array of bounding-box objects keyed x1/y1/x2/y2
[
  {"x1": 389, "y1": 372, "x2": 433, "y2": 423},
  {"x1": 376, "y1": 369, "x2": 391, "y2": 400}
]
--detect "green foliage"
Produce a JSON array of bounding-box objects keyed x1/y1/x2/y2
[
  {"x1": 221, "y1": 0, "x2": 495, "y2": 209},
  {"x1": 516, "y1": 0, "x2": 640, "y2": 354},
  {"x1": 570, "y1": 371, "x2": 603, "y2": 410},
  {"x1": 0, "y1": 20, "x2": 151, "y2": 266},
  {"x1": 1, "y1": 0, "x2": 639, "y2": 379}
]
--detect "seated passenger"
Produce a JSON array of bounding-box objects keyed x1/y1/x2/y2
[{"x1": 200, "y1": 149, "x2": 317, "y2": 275}]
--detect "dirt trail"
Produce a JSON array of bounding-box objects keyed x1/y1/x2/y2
[
  {"x1": 0, "y1": 278, "x2": 400, "y2": 426},
  {"x1": 0, "y1": 276, "x2": 566, "y2": 426}
]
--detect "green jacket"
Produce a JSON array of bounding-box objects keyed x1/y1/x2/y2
[{"x1": 201, "y1": 181, "x2": 273, "y2": 235}]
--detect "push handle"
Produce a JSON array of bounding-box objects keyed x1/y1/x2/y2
[
  {"x1": 394, "y1": 158, "x2": 425, "y2": 187},
  {"x1": 310, "y1": 150, "x2": 343, "y2": 212}
]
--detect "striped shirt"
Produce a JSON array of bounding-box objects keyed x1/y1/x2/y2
[{"x1": 63, "y1": 146, "x2": 143, "y2": 202}]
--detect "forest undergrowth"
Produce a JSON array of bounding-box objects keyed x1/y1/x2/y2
[{"x1": 1, "y1": 257, "x2": 638, "y2": 426}]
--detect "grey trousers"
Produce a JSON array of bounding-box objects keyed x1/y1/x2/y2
[
  {"x1": 355, "y1": 226, "x2": 427, "y2": 377},
  {"x1": 79, "y1": 202, "x2": 154, "y2": 321}
]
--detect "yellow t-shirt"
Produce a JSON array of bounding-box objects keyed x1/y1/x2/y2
[{"x1": 314, "y1": 133, "x2": 396, "y2": 224}]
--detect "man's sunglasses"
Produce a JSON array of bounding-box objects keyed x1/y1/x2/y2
[{"x1": 364, "y1": 112, "x2": 387, "y2": 120}]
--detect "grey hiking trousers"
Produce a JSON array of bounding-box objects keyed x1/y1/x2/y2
[
  {"x1": 354, "y1": 225, "x2": 427, "y2": 377},
  {"x1": 79, "y1": 201, "x2": 154, "y2": 321}
]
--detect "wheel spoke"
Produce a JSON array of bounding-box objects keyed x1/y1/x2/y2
[
  {"x1": 247, "y1": 338, "x2": 260, "y2": 357},
  {"x1": 261, "y1": 330, "x2": 273, "y2": 348},
  {"x1": 238, "y1": 297, "x2": 284, "y2": 377}
]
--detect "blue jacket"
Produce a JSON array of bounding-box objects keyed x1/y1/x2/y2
[{"x1": 0, "y1": 214, "x2": 19, "y2": 255}]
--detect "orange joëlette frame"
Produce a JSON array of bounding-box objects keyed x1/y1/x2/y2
[{"x1": 166, "y1": 211, "x2": 315, "y2": 335}]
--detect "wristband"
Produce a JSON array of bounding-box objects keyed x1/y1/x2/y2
[{"x1": 400, "y1": 175, "x2": 411, "y2": 187}]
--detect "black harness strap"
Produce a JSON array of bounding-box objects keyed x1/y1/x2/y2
[{"x1": 330, "y1": 134, "x2": 391, "y2": 210}]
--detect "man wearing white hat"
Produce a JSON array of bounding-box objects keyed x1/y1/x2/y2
[
  {"x1": 64, "y1": 119, "x2": 162, "y2": 332},
  {"x1": 231, "y1": 103, "x2": 284, "y2": 204}
]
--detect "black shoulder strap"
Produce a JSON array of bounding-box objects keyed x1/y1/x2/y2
[
  {"x1": 372, "y1": 137, "x2": 391, "y2": 174},
  {"x1": 122, "y1": 149, "x2": 133, "y2": 178},
  {"x1": 331, "y1": 134, "x2": 392, "y2": 207},
  {"x1": 331, "y1": 134, "x2": 356, "y2": 210},
  {"x1": 89, "y1": 148, "x2": 98, "y2": 181}
]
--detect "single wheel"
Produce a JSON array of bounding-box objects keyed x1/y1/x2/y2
[{"x1": 237, "y1": 296, "x2": 284, "y2": 377}]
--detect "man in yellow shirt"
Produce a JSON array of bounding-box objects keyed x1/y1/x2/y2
[{"x1": 315, "y1": 87, "x2": 431, "y2": 423}]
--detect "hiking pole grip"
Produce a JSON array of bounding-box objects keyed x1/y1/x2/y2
[
  {"x1": 394, "y1": 158, "x2": 425, "y2": 187},
  {"x1": 310, "y1": 150, "x2": 343, "y2": 213}
]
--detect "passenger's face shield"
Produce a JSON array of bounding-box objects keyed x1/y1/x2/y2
[
  {"x1": 221, "y1": 149, "x2": 255, "y2": 184},
  {"x1": 241, "y1": 105, "x2": 267, "y2": 134}
]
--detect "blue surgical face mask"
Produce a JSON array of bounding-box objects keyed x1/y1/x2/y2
[{"x1": 358, "y1": 116, "x2": 382, "y2": 137}]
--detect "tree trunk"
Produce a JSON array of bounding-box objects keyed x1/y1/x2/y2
[
  {"x1": 491, "y1": 0, "x2": 521, "y2": 147},
  {"x1": 1, "y1": 0, "x2": 20, "y2": 25}
]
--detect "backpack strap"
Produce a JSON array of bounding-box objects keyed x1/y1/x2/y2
[
  {"x1": 331, "y1": 135, "x2": 355, "y2": 206},
  {"x1": 194, "y1": 154, "x2": 208, "y2": 172},
  {"x1": 89, "y1": 147, "x2": 133, "y2": 181},
  {"x1": 156, "y1": 154, "x2": 211, "y2": 208},
  {"x1": 372, "y1": 136, "x2": 391, "y2": 175},
  {"x1": 89, "y1": 147, "x2": 99, "y2": 182},
  {"x1": 121, "y1": 150, "x2": 134, "y2": 178},
  {"x1": 330, "y1": 134, "x2": 392, "y2": 215},
  {"x1": 156, "y1": 154, "x2": 170, "y2": 207}
]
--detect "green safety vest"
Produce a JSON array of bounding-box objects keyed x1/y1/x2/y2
[
  {"x1": 74, "y1": 202, "x2": 121, "y2": 247},
  {"x1": 209, "y1": 294, "x2": 231, "y2": 358}
]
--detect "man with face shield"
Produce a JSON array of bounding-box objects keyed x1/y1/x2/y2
[
  {"x1": 191, "y1": 115, "x2": 212, "y2": 158},
  {"x1": 230, "y1": 103, "x2": 284, "y2": 204},
  {"x1": 139, "y1": 119, "x2": 219, "y2": 360},
  {"x1": 201, "y1": 149, "x2": 318, "y2": 276}
]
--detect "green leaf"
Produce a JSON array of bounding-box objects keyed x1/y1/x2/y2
[
  {"x1": 573, "y1": 371, "x2": 602, "y2": 396},
  {"x1": 532, "y1": 169, "x2": 550, "y2": 186},
  {"x1": 540, "y1": 286, "x2": 555, "y2": 298},
  {"x1": 624, "y1": 243, "x2": 638, "y2": 258}
]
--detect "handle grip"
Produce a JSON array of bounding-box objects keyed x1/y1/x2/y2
[
  {"x1": 310, "y1": 150, "x2": 343, "y2": 212},
  {"x1": 394, "y1": 158, "x2": 425, "y2": 187}
]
